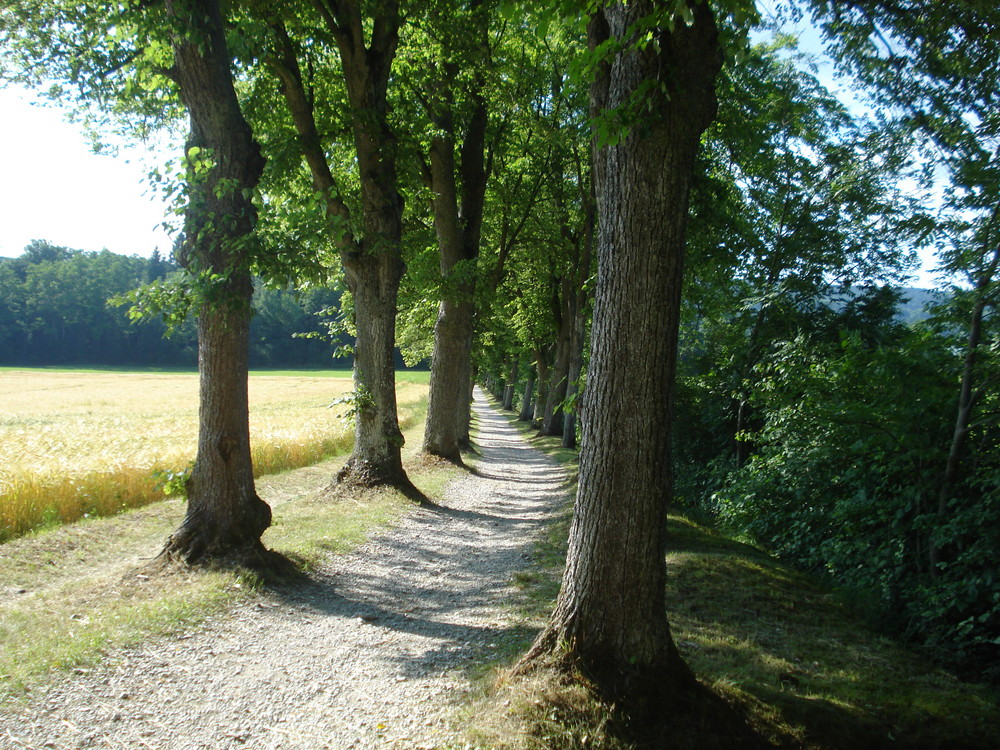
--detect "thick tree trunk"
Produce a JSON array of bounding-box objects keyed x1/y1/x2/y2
[
  {"x1": 165, "y1": 291, "x2": 272, "y2": 566},
  {"x1": 522, "y1": 0, "x2": 723, "y2": 715},
  {"x1": 159, "y1": 0, "x2": 272, "y2": 567},
  {"x1": 338, "y1": 252, "x2": 409, "y2": 486},
  {"x1": 423, "y1": 77, "x2": 489, "y2": 461}
]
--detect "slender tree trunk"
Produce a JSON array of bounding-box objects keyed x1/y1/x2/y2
[
  {"x1": 519, "y1": 374, "x2": 536, "y2": 422},
  {"x1": 532, "y1": 348, "x2": 550, "y2": 424},
  {"x1": 540, "y1": 299, "x2": 572, "y2": 436},
  {"x1": 160, "y1": 0, "x2": 272, "y2": 567},
  {"x1": 502, "y1": 359, "x2": 518, "y2": 410},
  {"x1": 268, "y1": 11, "x2": 410, "y2": 488},
  {"x1": 280, "y1": 0, "x2": 410, "y2": 488},
  {"x1": 930, "y1": 240, "x2": 1000, "y2": 573},
  {"x1": 521, "y1": 0, "x2": 727, "y2": 726},
  {"x1": 562, "y1": 191, "x2": 595, "y2": 450},
  {"x1": 561, "y1": 319, "x2": 585, "y2": 449}
]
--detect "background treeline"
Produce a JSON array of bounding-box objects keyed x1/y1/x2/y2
[{"x1": 0, "y1": 240, "x2": 353, "y2": 368}]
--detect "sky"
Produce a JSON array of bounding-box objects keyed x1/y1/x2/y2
[{"x1": 0, "y1": 86, "x2": 177, "y2": 260}]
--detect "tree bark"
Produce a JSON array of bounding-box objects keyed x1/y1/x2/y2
[
  {"x1": 539, "y1": 286, "x2": 572, "y2": 437},
  {"x1": 159, "y1": 0, "x2": 272, "y2": 567},
  {"x1": 502, "y1": 358, "x2": 518, "y2": 410},
  {"x1": 276, "y1": 1, "x2": 410, "y2": 487},
  {"x1": 930, "y1": 238, "x2": 1000, "y2": 573},
  {"x1": 532, "y1": 348, "x2": 550, "y2": 424},
  {"x1": 561, "y1": 314, "x2": 586, "y2": 449},
  {"x1": 422, "y1": 31, "x2": 490, "y2": 461},
  {"x1": 521, "y1": 0, "x2": 723, "y2": 716},
  {"x1": 518, "y1": 374, "x2": 536, "y2": 422}
]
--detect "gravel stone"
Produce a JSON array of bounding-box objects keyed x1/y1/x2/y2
[{"x1": 0, "y1": 389, "x2": 567, "y2": 749}]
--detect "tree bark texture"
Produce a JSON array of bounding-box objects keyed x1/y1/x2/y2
[
  {"x1": 160, "y1": 0, "x2": 271, "y2": 566},
  {"x1": 422, "y1": 69, "x2": 489, "y2": 461},
  {"x1": 287, "y1": 0, "x2": 409, "y2": 487},
  {"x1": 518, "y1": 375, "x2": 536, "y2": 422},
  {"x1": 523, "y1": 0, "x2": 722, "y2": 707}
]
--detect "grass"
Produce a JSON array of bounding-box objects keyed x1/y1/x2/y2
[
  {"x1": 0, "y1": 368, "x2": 427, "y2": 540},
  {"x1": 0, "y1": 395, "x2": 456, "y2": 700},
  {"x1": 463, "y1": 397, "x2": 1000, "y2": 750}
]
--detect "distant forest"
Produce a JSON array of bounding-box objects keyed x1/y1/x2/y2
[{"x1": 0, "y1": 240, "x2": 361, "y2": 368}]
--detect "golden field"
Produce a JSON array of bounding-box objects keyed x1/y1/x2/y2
[{"x1": 0, "y1": 369, "x2": 428, "y2": 541}]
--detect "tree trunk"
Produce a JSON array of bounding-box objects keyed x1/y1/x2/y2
[
  {"x1": 165, "y1": 294, "x2": 271, "y2": 566},
  {"x1": 540, "y1": 299, "x2": 572, "y2": 436},
  {"x1": 502, "y1": 359, "x2": 518, "y2": 410},
  {"x1": 519, "y1": 374, "x2": 536, "y2": 422},
  {"x1": 521, "y1": 0, "x2": 724, "y2": 717},
  {"x1": 159, "y1": 0, "x2": 272, "y2": 567},
  {"x1": 561, "y1": 318, "x2": 585, "y2": 449},
  {"x1": 286, "y1": 0, "x2": 410, "y2": 488},
  {"x1": 268, "y1": 12, "x2": 410, "y2": 487},
  {"x1": 422, "y1": 67, "x2": 489, "y2": 461},
  {"x1": 561, "y1": 184, "x2": 595, "y2": 450},
  {"x1": 338, "y1": 251, "x2": 409, "y2": 486},
  {"x1": 930, "y1": 240, "x2": 1000, "y2": 574},
  {"x1": 532, "y1": 348, "x2": 550, "y2": 424}
]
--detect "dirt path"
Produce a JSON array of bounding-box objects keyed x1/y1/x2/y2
[{"x1": 0, "y1": 390, "x2": 568, "y2": 750}]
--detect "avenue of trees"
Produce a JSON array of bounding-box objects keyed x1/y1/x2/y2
[{"x1": 3, "y1": 0, "x2": 998, "y2": 741}]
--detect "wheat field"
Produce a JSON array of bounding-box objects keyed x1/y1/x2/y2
[{"x1": 0, "y1": 369, "x2": 428, "y2": 541}]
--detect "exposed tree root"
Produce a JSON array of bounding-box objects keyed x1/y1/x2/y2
[
  {"x1": 332, "y1": 458, "x2": 435, "y2": 507},
  {"x1": 506, "y1": 646, "x2": 771, "y2": 750},
  {"x1": 156, "y1": 530, "x2": 299, "y2": 582}
]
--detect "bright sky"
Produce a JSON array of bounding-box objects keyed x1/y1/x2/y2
[{"x1": 0, "y1": 86, "x2": 177, "y2": 260}]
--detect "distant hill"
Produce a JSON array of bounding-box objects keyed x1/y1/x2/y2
[{"x1": 896, "y1": 286, "x2": 946, "y2": 324}]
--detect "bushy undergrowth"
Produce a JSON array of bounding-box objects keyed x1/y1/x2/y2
[{"x1": 677, "y1": 327, "x2": 1000, "y2": 682}]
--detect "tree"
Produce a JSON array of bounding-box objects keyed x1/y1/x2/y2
[
  {"x1": 265, "y1": 0, "x2": 413, "y2": 489},
  {"x1": 414, "y1": 0, "x2": 492, "y2": 463},
  {"x1": 518, "y1": 5, "x2": 759, "y2": 743},
  {"x1": 2, "y1": 0, "x2": 279, "y2": 566},
  {"x1": 158, "y1": 0, "x2": 274, "y2": 567}
]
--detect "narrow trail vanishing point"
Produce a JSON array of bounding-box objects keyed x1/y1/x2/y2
[{"x1": 1, "y1": 389, "x2": 569, "y2": 750}]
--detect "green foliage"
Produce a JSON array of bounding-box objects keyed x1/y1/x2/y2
[
  {"x1": 702, "y1": 322, "x2": 1000, "y2": 678},
  {"x1": 0, "y1": 243, "x2": 350, "y2": 368},
  {"x1": 152, "y1": 463, "x2": 193, "y2": 498}
]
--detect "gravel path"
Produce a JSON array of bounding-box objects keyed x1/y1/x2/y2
[{"x1": 1, "y1": 389, "x2": 568, "y2": 750}]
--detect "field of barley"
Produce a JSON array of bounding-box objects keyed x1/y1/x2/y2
[{"x1": 0, "y1": 368, "x2": 429, "y2": 541}]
